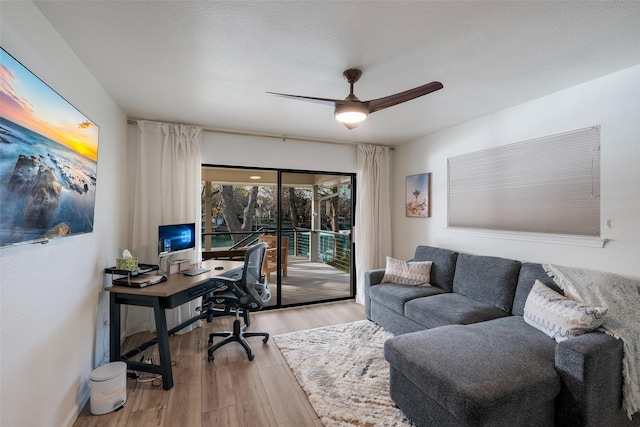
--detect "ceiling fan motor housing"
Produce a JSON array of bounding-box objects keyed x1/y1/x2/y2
[{"x1": 343, "y1": 69, "x2": 363, "y2": 84}]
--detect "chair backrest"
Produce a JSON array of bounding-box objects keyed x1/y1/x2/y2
[
  {"x1": 241, "y1": 242, "x2": 271, "y2": 308},
  {"x1": 258, "y1": 235, "x2": 289, "y2": 266},
  {"x1": 258, "y1": 235, "x2": 276, "y2": 248},
  {"x1": 259, "y1": 234, "x2": 289, "y2": 247}
]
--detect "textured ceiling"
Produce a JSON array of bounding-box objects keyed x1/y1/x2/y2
[{"x1": 35, "y1": 1, "x2": 640, "y2": 146}]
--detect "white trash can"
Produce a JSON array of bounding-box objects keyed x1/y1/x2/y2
[{"x1": 89, "y1": 361, "x2": 127, "y2": 415}]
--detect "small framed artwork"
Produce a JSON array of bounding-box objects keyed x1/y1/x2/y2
[{"x1": 406, "y1": 173, "x2": 431, "y2": 218}]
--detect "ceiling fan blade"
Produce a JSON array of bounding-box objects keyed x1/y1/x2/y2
[
  {"x1": 366, "y1": 81, "x2": 443, "y2": 114},
  {"x1": 266, "y1": 92, "x2": 341, "y2": 107},
  {"x1": 268, "y1": 70, "x2": 442, "y2": 130}
]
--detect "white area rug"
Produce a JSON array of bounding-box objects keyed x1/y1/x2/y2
[{"x1": 274, "y1": 320, "x2": 414, "y2": 427}]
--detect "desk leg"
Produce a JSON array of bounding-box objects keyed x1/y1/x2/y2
[
  {"x1": 109, "y1": 292, "x2": 121, "y2": 363},
  {"x1": 153, "y1": 299, "x2": 174, "y2": 390}
]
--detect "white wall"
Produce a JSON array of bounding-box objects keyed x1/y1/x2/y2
[
  {"x1": 0, "y1": 3, "x2": 129, "y2": 427},
  {"x1": 199, "y1": 132, "x2": 357, "y2": 173},
  {"x1": 392, "y1": 65, "x2": 640, "y2": 281}
]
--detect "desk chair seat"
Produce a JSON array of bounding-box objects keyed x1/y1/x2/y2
[{"x1": 204, "y1": 243, "x2": 271, "y2": 362}]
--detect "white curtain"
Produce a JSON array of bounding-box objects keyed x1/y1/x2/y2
[
  {"x1": 123, "y1": 120, "x2": 203, "y2": 337},
  {"x1": 355, "y1": 144, "x2": 392, "y2": 304}
]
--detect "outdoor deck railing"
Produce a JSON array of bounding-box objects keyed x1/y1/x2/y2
[{"x1": 202, "y1": 227, "x2": 351, "y2": 273}]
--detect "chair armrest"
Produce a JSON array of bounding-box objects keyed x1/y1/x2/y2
[
  {"x1": 207, "y1": 276, "x2": 246, "y2": 298},
  {"x1": 208, "y1": 276, "x2": 236, "y2": 286},
  {"x1": 246, "y1": 278, "x2": 271, "y2": 307},
  {"x1": 210, "y1": 274, "x2": 270, "y2": 308},
  {"x1": 555, "y1": 331, "x2": 635, "y2": 426},
  {"x1": 364, "y1": 269, "x2": 386, "y2": 318}
]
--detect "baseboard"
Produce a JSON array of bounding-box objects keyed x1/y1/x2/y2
[{"x1": 61, "y1": 388, "x2": 90, "y2": 427}]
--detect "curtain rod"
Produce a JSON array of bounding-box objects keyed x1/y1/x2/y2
[{"x1": 126, "y1": 119, "x2": 393, "y2": 150}]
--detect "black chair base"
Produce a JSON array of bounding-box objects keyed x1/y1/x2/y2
[
  {"x1": 204, "y1": 243, "x2": 271, "y2": 362},
  {"x1": 207, "y1": 317, "x2": 269, "y2": 362}
]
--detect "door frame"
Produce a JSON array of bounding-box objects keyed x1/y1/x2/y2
[{"x1": 201, "y1": 164, "x2": 357, "y2": 309}]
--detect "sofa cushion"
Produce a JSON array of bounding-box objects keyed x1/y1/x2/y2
[
  {"x1": 512, "y1": 262, "x2": 562, "y2": 316},
  {"x1": 369, "y1": 283, "x2": 447, "y2": 315},
  {"x1": 524, "y1": 280, "x2": 608, "y2": 342},
  {"x1": 384, "y1": 316, "x2": 560, "y2": 426},
  {"x1": 453, "y1": 254, "x2": 521, "y2": 312},
  {"x1": 370, "y1": 303, "x2": 427, "y2": 336},
  {"x1": 381, "y1": 257, "x2": 432, "y2": 286},
  {"x1": 405, "y1": 293, "x2": 510, "y2": 329},
  {"x1": 412, "y1": 245, "x2": 459, "y2": 291}
]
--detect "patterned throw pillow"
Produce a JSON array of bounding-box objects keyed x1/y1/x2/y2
[
  {"x1": 381, "y1": 257, "x2": 432, "y2": 286},
  {"x1": 524, "y1": 280, "x2": 608, "y2": 342}
]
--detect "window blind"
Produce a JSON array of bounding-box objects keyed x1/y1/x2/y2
[{"x1": 448, "y1": 126, "x2": 600, "y2": 236}]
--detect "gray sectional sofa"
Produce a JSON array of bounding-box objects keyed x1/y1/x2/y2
[{"x1": 364, "y1": 245, "x2": 637, "y2": 427}]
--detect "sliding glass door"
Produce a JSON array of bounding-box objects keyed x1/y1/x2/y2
[
  {"x1": 201, "y1": 166, "x2": 355, "y2": 308},
  {"x1": 278, "y1": 171, "x2": 354, "y2": 305}
]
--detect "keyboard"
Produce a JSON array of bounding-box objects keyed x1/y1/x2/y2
[{"x1": 182, "y1": 267, "x2": 210, "y2": 276}]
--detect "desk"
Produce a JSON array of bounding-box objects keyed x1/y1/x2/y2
[
  {"x1": 105, "y1": 259, "x2": 243, "y2": 390},
  {"x1": 202, "y1": 247, "x2": 249, "y2": 261}
]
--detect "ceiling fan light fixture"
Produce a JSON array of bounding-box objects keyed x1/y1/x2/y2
[
  {"x1": 268, "y1": 68, "x2": 443, "y2": 129},
  {"x1": 334, "y1": 104, "x2": 368, "y2": 124}
]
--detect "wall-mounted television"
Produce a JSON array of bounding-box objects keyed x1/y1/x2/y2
[
  {"x1": 158, "y1": 223, "x2": 196, "y2": 258},
  {"x1": 0, "y1": 47, "x2": 99, "y2": 247}
]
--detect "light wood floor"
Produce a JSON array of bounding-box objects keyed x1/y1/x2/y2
[{"x1": 74, "y1": 301, "x2": 366, "y2": 427}]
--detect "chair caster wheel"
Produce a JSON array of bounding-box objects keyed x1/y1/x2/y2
[
  {"x1": 208, "y1": 355, "x2": 214, "y2": 362},
  {"x1": 247, "y1": 352, "x2": 255, "y2": 361},
  {"x1": 262, "y1": 336, "x2": 269, "y2": 343},
  {"x1": 208, "y1": 337, "x2": 213, "y2": 345}
]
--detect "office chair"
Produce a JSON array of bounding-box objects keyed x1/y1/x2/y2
[{"x1": 205, "y1": 242, "x2": 271, "y2": 362}]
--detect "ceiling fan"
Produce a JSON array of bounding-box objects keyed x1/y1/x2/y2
[{"x1": 267, "y1": 69, "x2": 443, "y2": 130}]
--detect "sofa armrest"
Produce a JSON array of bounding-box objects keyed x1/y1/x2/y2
[
  {"x1": 364, "y1": 269, "x2": 386, "y2": 319},
  {"x1": 555, "y1": 331, "x2": 635, "y2": 426},
  {"x1": 366, "y1": 269, "x2": 386, "y2": 286}
]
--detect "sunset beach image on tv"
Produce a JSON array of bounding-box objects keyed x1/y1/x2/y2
[{"x1": 0, "y1": 48, "x2": 99, "y2": 247}]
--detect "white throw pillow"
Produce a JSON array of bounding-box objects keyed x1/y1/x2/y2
[
  {"x1": 524, "y1": 280, "x2": 608, "y2": 342},
  {"x1": 381, "y1": 257, "x2": 432, "y2": 286}
]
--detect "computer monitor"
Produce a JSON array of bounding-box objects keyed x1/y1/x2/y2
[{"x1": 158, "y1": 222, "x2": 196, "y2": 258}]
